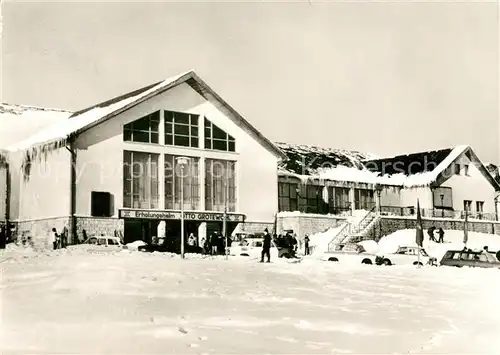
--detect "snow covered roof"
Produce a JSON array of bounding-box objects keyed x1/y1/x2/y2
[
  {"x1": 6, "y1": 70, "x2": 286, "y2": 161},
  {"x1": 276, "y1": 142, "x2": 375, "y2": 176},
  {"x1": 0, "y1": 103, "x2": 72, "y2": 149},
  {"x1": 278, "y1": 144, "x2": 500, "y2": 189}
]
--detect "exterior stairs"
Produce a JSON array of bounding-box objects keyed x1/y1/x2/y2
[{"x1": 327, "y1": 208, "x2": 379, "y2": 251}]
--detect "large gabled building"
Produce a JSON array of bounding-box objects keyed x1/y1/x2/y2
[{"x1": 1, "y1": 71, "x2": 285, "y2": 247}]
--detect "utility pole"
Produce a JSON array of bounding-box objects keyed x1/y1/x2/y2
[{"x1": 223, "y1": 171, "x2": 229, "y2": 260}]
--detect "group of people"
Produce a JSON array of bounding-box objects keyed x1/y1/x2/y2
[
  {"x1": 200, "y1": 232, "x2": 233, "y2": 255},
  {"x1": 49, "y1": 227, "x2": 68, "y2": 249},
  {"x1": 427, "y1": 226, "x2": 446, "y2": 243}
]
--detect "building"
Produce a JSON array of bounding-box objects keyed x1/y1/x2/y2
[
  {"x1": 277, "y1": 143, "x2": 500, "y2": 220},
  {"x1": 1, "y1": 71, "x2": 285, "y2": 248}
]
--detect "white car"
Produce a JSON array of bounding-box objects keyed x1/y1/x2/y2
[
  {"x1": 229, "y1": 238, "x2": 280, "y2": 259},
  {"x1": 376, "y1": 245, "x2": 436, "y2": 266},
  {"x1": 75, "y1": 235, "x2": 124, "y2": 252}
]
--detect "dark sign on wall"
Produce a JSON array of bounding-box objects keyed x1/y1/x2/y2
[{"x1": 118, "y1": 209, "x2": 246, "y2": 222}]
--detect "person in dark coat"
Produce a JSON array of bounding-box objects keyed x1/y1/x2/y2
[
  {"x1": 261, "y1": 228, "x2": 271, "y2": 263},
  {"x1": 304, "y1": 235, "x2": 310, "y2": 256},
  {"x1": 427, "y1": 226, "x2": 437, "y2": 242},
  {"x1": 437, "y1": 228, "x2": 445, "y2": 243},
  {"x1": 0, "y1": 225, "x2": 6, "y2": 249}
]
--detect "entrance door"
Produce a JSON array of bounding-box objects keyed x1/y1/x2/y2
[{"x1": 124, "y1": 219, "x2": 160, "y2": 244}]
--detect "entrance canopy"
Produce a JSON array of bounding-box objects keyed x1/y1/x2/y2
[{"x1": 118, "y1": 208, "x2": 245, "y2": 223}]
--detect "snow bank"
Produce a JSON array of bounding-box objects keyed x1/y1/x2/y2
[
  {"x1": 378, "y1": 229, "x2": 500, "y2": 262},
  {"x1": 125, "y1": 240, "x2": 147, "y2": 251},
  {"x1": 307, "y1": 226, "x2": 344, "y2": 256},
  {"x1": 358, "y1": 240, "x2": 380, "y2": 254}
]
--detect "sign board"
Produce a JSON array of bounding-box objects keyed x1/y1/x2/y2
[{"x1": 118, "y1": 209, "x2": 246, "y2": 223}]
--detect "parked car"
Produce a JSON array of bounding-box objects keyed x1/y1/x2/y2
[
  {"x1": 375, "y1": 246, "x2": 436, "y2": 266},
  {"x1": 440, "y1": 249, "x2": 500, "y2": 269},
  {"x1": 74, "y1": 235, "x2": 124, "y2": 252},
  {"x1": 229, "y1": 238, "x2": 295, "y2": 259},
  {"x1": 322, "y1": 243, "x2": 377, "y2": 265}
]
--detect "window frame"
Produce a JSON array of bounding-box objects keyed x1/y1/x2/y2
[
  {"x1": 204, "y1": 118, "x2": 236, "y2": 152},
  {"x1": 164, "y1": 110, "x2": 200, "y2": 148},
  {"x1": 123, "y1": 111, "x2": 160, "y2": 144}
]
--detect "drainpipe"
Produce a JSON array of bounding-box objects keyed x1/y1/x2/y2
[
  {"x1": 5, "y1": 162, "x2": 11, "y2": 242},
  {"x1": 66, "y1": 142, "x2": 77, "y2": 244}
]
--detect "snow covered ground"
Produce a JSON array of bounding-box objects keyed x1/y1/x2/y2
[{"x1": 2, "y1": 246, "x2": 500, "y2": 354}]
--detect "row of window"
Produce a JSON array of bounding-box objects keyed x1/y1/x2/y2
[
  {"x1": 464, "y1": 200, "x2": 484, "y2": 213},
  {"x1": 123, "y1": 151, "x2": 237, "y2": 212},
  {"x1": 278, "y1": 182, "x2": 375, "y2": 214},
  {"x1": 123, "y1": 110, "x2": 236, "y2": 152}
]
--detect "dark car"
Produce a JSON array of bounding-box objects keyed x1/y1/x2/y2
[{"x1": 440, "y1": 250, "x2": 500, "y2": 269}]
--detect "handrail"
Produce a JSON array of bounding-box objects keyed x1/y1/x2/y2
[
  {"x1": 352, "y1": 206, "x2": 377, "y2": 233},
  {"x1": 327, "y1": 223, "x2": 350, "y2": 251}
]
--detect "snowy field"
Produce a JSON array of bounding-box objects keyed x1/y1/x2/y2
[{"x1": 2, "y1": 247, "x2": 500, "y2": 355}]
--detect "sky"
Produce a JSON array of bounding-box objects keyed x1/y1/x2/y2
[{"x1": 2, "y1": 1, "x2": 499, "y2": 163}]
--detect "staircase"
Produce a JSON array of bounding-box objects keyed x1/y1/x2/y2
[{"x1": 327, "y1": 207, "x2": 379, "y2": 251}]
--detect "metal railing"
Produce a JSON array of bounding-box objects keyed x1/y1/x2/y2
[
  {"x1": 327, "y1": 223, "x2": 351, "y2": 252},
  {"x1": 379, "y1": 206, "x2": 497, "y2": 221}
]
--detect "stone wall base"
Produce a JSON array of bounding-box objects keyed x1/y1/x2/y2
[
  {"x1": 13, "y1": 216, "x2": 70, "y2": 250},
  {"x1": 370, "y1": 216, "x2": 500, "y2": 241},
  {"x1": 277, "y1": 215, "x2": 347, "y2": 240},
  {"x1": 75, "y1": 216, "x2": 124, "y2": 243}
]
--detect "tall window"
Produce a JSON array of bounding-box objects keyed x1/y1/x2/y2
[
  {"x1": 205, "y1": 159, "x2": 236, "y2": 212},
  {"x1": 278, "y1": 182, "x2": 298, "y2": 212},
  {"x1": 123, "y1": 151, "x2": 159, "y2": 209},
  {"x1": 124, "y1": 111, "x2": 160, "y2": 143},
  {"x1": 354, "y1": 189, "x2": 375, "y2": 210},
  {"x1": 464, "y1": 200, "x2": 472, "y2": 212},
  {"x1": 325, "y1": 187, "x2": 351, "y2": 213},
  {"x1": 164, "y1": 155, "x2": 200, "y2": 210},
  {"x1": 204, "y1": 118, "x2": 236, "y2": 152},
  {"x1": 454, "y1": 164, "x2": 461, "y2": 175},
  {"x1": 464, "y1": 164, "x2": 470, "y2": 176},
  {"x1": 476, "y1": 201, "x2": 484, "y2": 213},
  {"x1": 164, "y1": 110, "x2": 199, "y2": 148}
]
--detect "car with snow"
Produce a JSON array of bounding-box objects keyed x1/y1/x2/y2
[
  {"x1": 74, "y1": 235, "x2": 124, "y2": 252},
  {"x1": 322, "y1": 243, "x2": 377, "y2": 265},
  {"x1": 440, "y1": 249, "x2": 500, "y2": 269},
  {"x1": 229, "y1": 238, "x2": 295, "y2": 259},
  {"x1": 375, "y1": 246, "x2": 437, "y2": 266}
]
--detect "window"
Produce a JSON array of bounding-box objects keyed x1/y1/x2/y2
[
  {"x1": 205, "y1": 159, "x2": 236, "y2": 212},
  {"x1": 454, "y1": 164, "x2": 461, "y2": 175},
  {"x1": 204, "y1": 118, "x2": 235, "y2": 152},
  {"x1": 164, "y1": 155, "x2": 200, "y2": 210},
  {"x1": 278, "y1": 182, "x2": 298, "y2": 212},
  {"x1": 464, "y1": 200, "x2": 472, "y2": 212},
  {"x1": 476, "y1": 201, "x2": 484, "y2": 213},
  {"x1": 123, "y1": 151, "x2": 159, "y2": 209},
  {"x1": 333, "y1": 187, "x2": 350, "y2": 211},
  {"x1": 464, "y1": 164, "x2": 469, "y2": 176},
  {"x1": 164, "y1": 110, "x2": 199, "y2": 148},
  {"x1": 124, "y1": 111, "x2": 160, "y2": 144},
  {"x1": 354, "y1": 189, "x2": 375, "y2": 210}
]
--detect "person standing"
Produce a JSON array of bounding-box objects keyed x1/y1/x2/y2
[
  {"x1": 437, "y1": 228, "x2": 445, "y2": 243},
  {"x1": 304, "y1": 235, "x2": 310, "y2": 256},
  {"x1": 50, "y1": 228, "x2": 58, "y2": 250},
  {"x1": 260, "y1": 228, "x2": 271, "y2": 263},
  {"x1": 0, "y1": 225, "x2": 6, "y2": 249},
  {"x1": 427, "y1": 226, "x2": 437, "y2": 242}
]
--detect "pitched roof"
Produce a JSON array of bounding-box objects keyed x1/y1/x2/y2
[
  {"x1": 276, "y1": 142, "x2": 375, "y2": 176},
  {"x1": 363, "y1": 147, "x2": 458, "y2": 176},
  {"x1": 7, "y1": 71, "x2": 286, "y2": 160},
  {"x1": 0, "y1": 103, "x2": 72, "y2": 149}
]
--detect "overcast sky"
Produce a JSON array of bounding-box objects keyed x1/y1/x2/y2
[{"x1": 2, "y1": 1, "x2": 499, "y2": 163}]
